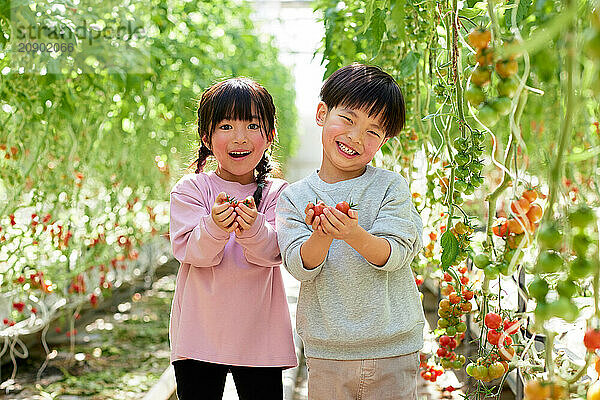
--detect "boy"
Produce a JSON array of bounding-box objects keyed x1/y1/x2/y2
[{"x1": 276, "y1": 63, "x2": 425, "y2": 399}]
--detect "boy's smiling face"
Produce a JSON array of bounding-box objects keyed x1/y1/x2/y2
[{"x1": 316, "y1": 101, "x2": 388, "y2": 182}]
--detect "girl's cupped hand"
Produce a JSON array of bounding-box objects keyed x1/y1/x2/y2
[
  {"x1": 234, "y1": 196, "x2": 257, "y2": 236},
  {"x1": 212, "y1": 192, "x2": 238, "y2": 233}
]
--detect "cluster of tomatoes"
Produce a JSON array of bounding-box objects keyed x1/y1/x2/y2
[
  {"x1": 436, "y1": 272, "x2": 473, "y2": 370},
  {"x1": 224, "y1": 195, "x2": 253, "y2": 208},
  {"x1": 465, "y1": 356, "x2": 510, "y2": 382},
  {"x1": 464, "y1": 313, "x2": 517, "y2": 382},
  {"x1": 466, "y1": 343, "x2": 514, "y2": 382},
  {"x1": 308, "y1": 200, "x2": 356, "y2": 217},
  {"x1": 528, "y1": 204, "x2": 597, "y2": 324},
  {"x1": 465, "y1": 28, "x2": 520, "y2": 127},
  {"x1": 493, "y1": 189, "x2": 543, "y2": 239},
  {"x1": 483, "y1": 312, "x2": 518, "y2": 353},
  {"x1": 451, "y1": 130, "x2": 485, "y2": 204},
  {"x1": 471, "y1": 189, "x2": 543, "y2": 279},
  {"x1": 419, "y1": 363, "x2": 444, "y2": 383}
]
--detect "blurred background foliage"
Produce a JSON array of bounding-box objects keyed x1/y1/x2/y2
[{"x1": 0, "y1": 0, "x2": 297, "y2": 330}]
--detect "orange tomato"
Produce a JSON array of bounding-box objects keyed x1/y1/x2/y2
[
  {"x1": 522, "y1": 189, "x2": 538, "y2": 203},
  {"x1": 595, "y1": 357, "x2": 600, "y2": 375},
  {"x1": 511, "y1": 197, "x2": 531, "y2": 215},
  {"x1": 588, "y1": 380, "x2": 600, "y2": 400},
  {"x1": 507, "y1": 218, "x2": 524, "y2": 234},
  {"x1": 526, "y1": 203, "x2": 543, "y2": 223},
  {"x1": 468, "y1": 28, "x2": 491, "y2": 49},
  {"x1": 493, "y1": 220, "x2": 509, "y2": 237},
  {"x1": 525, "y1": 381, "x2": 550, "y2": 400}
]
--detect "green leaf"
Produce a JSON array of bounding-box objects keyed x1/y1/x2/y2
[
  {"x1": 398, "y1": 51, "x2": 420, "y2": 78},
  {"x1": 504, "y1": 0, "x2": 532, "y2": 28},
  {"x1": 390, "y1": 0, "x2": 406, "y2": 41},
  {"x1": 440, "y1": 230, "x2": 459, "y2": 270},
  {"x1": 458, "y1": 7, "x2": 484, "y2": 19},
  {"x1": 360, "y1": 0, "x2": 377, "y2": 34},
  {"x1": 367, "y1": 8, "x2": 387, "y2": 58},
  {"x1": 466, "y1": 0, "x2": 480, "y2": 7}
]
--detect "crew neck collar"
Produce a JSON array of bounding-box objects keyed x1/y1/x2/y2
[
  {"x1": 206, "y1": 171, "x2": 258, "y2": 189},
  {"x1": 306, "y1": 165, "x2": 375, "y2": 192}
]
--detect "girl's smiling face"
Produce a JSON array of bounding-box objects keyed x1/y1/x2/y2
[
  {"x1": 316, "y1": 102, "x2": 388, "y2": 182},
  {"x1": 204, "y1": 115, "x2": 272, "y2": 184}
]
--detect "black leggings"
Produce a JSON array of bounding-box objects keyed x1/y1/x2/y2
[{"x1": 173, "y1": 359, "x2": 283, "y2": 400}]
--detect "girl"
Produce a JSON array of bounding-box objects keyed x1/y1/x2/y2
[{"x1": 169, "y1": 77, "x2": 297, "y2": 400}]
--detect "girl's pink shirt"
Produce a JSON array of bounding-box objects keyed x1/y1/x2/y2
[{"x1": 168, "y1": 171, "x2": 297, "y2": 368}]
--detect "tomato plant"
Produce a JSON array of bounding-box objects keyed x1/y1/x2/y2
[{"x1": 315, "y1": 0, "x2": 600, "y2": 397}]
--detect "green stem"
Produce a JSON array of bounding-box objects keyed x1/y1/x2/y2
[
  {"x1": 486, "y1": 0, "x2": 501, "y2": 47},
  {"x1": 543, "y1": 17, "x2": 576, "y2": 223},
  {"x1": 544, "y1": 329, "x2": 555, "y2": 379},
  {"x1": 566, "y1": 351, "x2": 592, "y2": 385},
  {"x1": 452, "y1": 0, "x2": 466, "y2": 137}
]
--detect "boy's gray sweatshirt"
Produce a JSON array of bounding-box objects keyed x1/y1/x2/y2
[{"x1": 276, "y1": 165, "x2": 425, "y2": 360}]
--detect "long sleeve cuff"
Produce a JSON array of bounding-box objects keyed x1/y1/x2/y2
[
  {"x1": 235, "y1": 213, "x2": 265, "y2": 239},
  {"x1": 200, "y1": 214, "x2": 231, "y2": 241},
  {"x1": 285, "y1": 244, "x2": 325, "y2": 281},
  {"x1": 367, "y1": 238, "x2": 410, "y2": 272}
]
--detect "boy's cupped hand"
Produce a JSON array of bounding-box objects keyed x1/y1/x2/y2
[{"x1": 304, "y1": 202, "x2": 359, "y2": 240}]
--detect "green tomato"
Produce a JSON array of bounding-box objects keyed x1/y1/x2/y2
[
  {"x1": 456, "y1": 322, "x2": 467, "y2": 333},
  {"x1": 452, "y1": 360, "x2": 463, "y2": 369},
  {"x1": 477, "y1": 104, "x2": 499, "y2": 127},
  {"x1": 535, "y1": 250, "x2": 563, "y2": 274},
  {"x1": 497, "y1": 261, "x2": 512, "y2": 276},
  {"x1": 466, "y1": 363, "x2": 475, "y2": 376},
  {"x1": 473, "y1": 253, "x2": 490, "y2": 269},
  {"x1": 556, "y1": 279, "x2": 578, "y2": 298},
  {"x1": 453, "y1": 193, "x2": 464, "y2": 205},
  {"x1": 568, "y1": 205, "x2": 595, "y2": 229},
  {"x1": 537, "y1": 224, "x2": 563, "y2": 250},
  {"x1": 465, "y1": 85, "x2": 486, "y2": 107},
  {"x1": 548, "y1": 297, "x2": 579, "y2": 322},
  {"x1": 484, "y1": 265, "x2": 499, "y2": 279},
  {"x1": 455, "y1": 153, "x2": 470, "y2": 166},
  {"x1": 528, "y1": 277, "x2": 549, "y2": 301},
  {"x1": 454, "y1": 137, "x2": 468, "y2": 150},
  {"x1": 489, "y1": 96, "x2": 512, "y2": 116},
  {"x1": 471, "y1": 176, "x2": 484, "y2": 187},
  {"x1": 437, "y1": 318, "x2": 450, "y2": 329},
  {"x1": 446, "y1": 326, "x2": 457, "y2": 337},
  {"x1": 497, "y1": 76, "x2": 519, "y2": 98},
  {"x1": 569, "y1": 257, "x2": 594, "y2": 279},
  {"x1": 472, "y1": 131, "x2": 485, "y2": 145},
  {"x1": 454, "y1": 180, "x2": 467, "y2": 192},
  {"x1": 469, "y1": 160, "x2": 484, "y2": 173},
  {"x1": 464, "y1": 184, "x2": 475, "y2": 195},
  {"x1": 572, "y1": 232, "x2": 591, "y2": 256}
]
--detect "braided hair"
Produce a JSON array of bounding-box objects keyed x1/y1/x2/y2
[{"x1": 192, "y1": 77, "x2": 277, "y2": 208}]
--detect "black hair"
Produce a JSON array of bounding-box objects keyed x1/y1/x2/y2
[
  {"x1": 320, "y1": 63, "x2": 405, "y2": 138},
  {"x1": 192, "y1": 77, "x2": 277, "y2": 207}
]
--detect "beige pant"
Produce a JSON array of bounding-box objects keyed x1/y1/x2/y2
[{"x1": 305, "y1": 352, "x2": 419, "y2": 400}]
